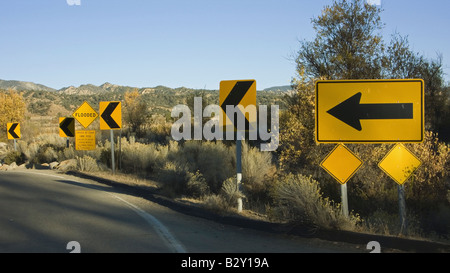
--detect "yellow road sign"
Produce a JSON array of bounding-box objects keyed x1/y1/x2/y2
[
  {"x1": 100, "y1": 101, "x2": 122, "y2": 130},
  {"x1": 7, "y1": 123, "x2": 20, "y2": 139},
  {"x1": 378, "y1": 143, "x2": 422, "y2": 185},
  {"x1": 219, "y1": 80, "x2": 257, "y2": 132},
  {"x1": 320, "y1": 144, "x2": 363, "y2": 184},
  {"x1": 73, "y1": 101, "x2": 98, "y2": 128},
  {"x1": 75, "y1": 130, "x2": 96, "y2": 150},
  {"x1": 315, "y1": 79, "x2": 424, "y2": 143},
  {"x1": 59, "y1": 117, "x2": 75, "y2": 137}
]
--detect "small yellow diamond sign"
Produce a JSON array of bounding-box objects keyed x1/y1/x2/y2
[
  {"x1": 320, "y1": 144, "x2": 363, "y2": 184},
  {"x1": 378, "y1": 143, "x2": 421, "y2": 185},
  {"x1": 73, "y1": 101, "x2": 98, "y2": 128}
]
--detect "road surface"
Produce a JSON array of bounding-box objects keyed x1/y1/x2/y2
[{"x1": 0, "y1": 169, "x2": 365, "y2": 253}]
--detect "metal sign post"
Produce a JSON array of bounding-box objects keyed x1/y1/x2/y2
[
  {"x1": 341, "y1": 183, "x2": 349, "y2": 217},
  {"x1": 110, "y1": 129, "x2": 115, "y2": 175},
  {"x1": 398, "y1": 184, "x2": 407, "y2": 235},
  {"x1": 236, "y1": 131, "x2": 243, "y2": 213}
]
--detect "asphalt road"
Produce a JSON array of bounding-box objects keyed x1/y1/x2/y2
[{"x1": 0, "y1": 169, "x2": 365, "y2": 253}]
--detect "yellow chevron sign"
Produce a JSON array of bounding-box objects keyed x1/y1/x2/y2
[
  {"x1": 7, "y1": 123, "x2": 21, "y2": 139},
  {"x1": 219, "y1": 80, "x2": 256, "y2": 132},
  {"x1": 99, "y1": 101, "x2": 122, "y2": 130}
]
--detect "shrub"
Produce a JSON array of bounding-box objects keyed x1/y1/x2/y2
[
  {"x1": 3, "y1": 151, "x2": 26, "y2": 165},
  {"x1": 204, "y1": 194, "x2": 232, "y2": 215},
  {"x1": 76, "y1": 155, "x2": 100, "y2": 172},
  {"x1": 269, "y1": 173, "x2": 361, "y2": 231},
  {"x1": 157, "y1": 161, "x2": 189, "y2": 197},
  {"x1": 186, "y1": 170, "x2": 210, "y2": 198},
  {"x1": 241, "y1": 142, "x2": 275, "y2": 203},
  {"x1": 171, "y1": 141, "x2": 235, "y2": 193},
  {"x1": 221, "y1": 177, "x2": 244, "y2": 206}
]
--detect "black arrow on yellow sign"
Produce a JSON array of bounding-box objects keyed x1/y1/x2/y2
[
  {"x1": 327, "y1": 92, "x2": 414, "y2": 131},
  {"x1": 60, "y1": 117, "x2": 75, "y2": 137},
  {"x1": 101, "y1": 102, "x2": 121, "y2": 129},
  {"x1": 220, "y1": 81, "x2": 254, "y2": 131},
  {"x1": 7, "y1": 123, "x2": 20, "y2": 139}
]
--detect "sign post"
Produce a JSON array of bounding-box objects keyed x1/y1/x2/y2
[
  {"x1": 398, "y1": 184, "x2": 407, "y2": 235},
  {"x1": 236, "y1": 131, "x2": 243, "y2": 212},
  {"x1": 220, "y1": 80, "x2": 256, "y2": 213},
  {"x1": 100, "y1": 101, "x2": 122, "y2": 175}
]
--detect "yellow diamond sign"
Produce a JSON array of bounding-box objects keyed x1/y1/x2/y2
[
  {"x1": 73, "y1": 101, "x2": 98, "y2": 128},
  {"x1": 378, "y1": 143, "x2": 422, "y2": 185},
  {"x1": 320, "y1": 144, "x2": 363, "y2": 184}
]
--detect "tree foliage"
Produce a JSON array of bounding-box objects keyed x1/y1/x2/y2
[
  {"x1": 297, "y1": 0, "x2": 384, "y2": 81},
  {"x1": 0, "y1": 89, "x2": 26, "y2": 139},
  {"x1": 123, "y1": 89, "x2": 150, "y2": 137}
]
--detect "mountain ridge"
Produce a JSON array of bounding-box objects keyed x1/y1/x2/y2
[{"x1": 0, "y1": 79, "x2": 291, "y2": 94}]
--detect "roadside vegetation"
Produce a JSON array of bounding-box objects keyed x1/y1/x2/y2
[{"x1": 0, "y1": 0, "x2": 449, "y2": 242}]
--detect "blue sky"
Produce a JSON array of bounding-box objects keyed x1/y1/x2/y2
[{"x1": 0, "y1": 0, "x2": 449, "y2": 90}]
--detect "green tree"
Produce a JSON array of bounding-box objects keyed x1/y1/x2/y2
[{"x1": 296, "y1": 0, "x2": 384, "y2": 81}]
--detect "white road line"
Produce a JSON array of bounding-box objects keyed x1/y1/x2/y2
[{"x1": 110, "y1": 194, "x2": 187, "y2": 253}]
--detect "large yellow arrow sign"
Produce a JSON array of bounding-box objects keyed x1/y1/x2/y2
[{"x1": 315, "y1": 79, "x2": 424, "y2": 143}]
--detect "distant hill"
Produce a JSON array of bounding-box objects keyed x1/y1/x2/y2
[
  {"x1": 263, "y1": 85, "x2": 292, "y2": 92},
  {"x1": 0, "y1": 79, "x2": 56, "y2": 92},
  {"x1": 0, "y1": 78, "x2": 292, "y2": 95},
  {"x1": 58, "y1": 82, "x2": 137, "y2": 95}
]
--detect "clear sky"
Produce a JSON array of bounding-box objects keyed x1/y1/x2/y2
[{"x1": 0, "y1": 0, "x2": 449, "y2": 90}]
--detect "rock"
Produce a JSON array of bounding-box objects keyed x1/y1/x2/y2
[
  {"x1": 49, "y1": 161, "x2": 59, "y2": 169},
  {"x1": 9, "y1": 162, "x2": 17, "y2": 170},
  {"x1": 56, "y1": 159, "x2": 77, "y2": 172}
]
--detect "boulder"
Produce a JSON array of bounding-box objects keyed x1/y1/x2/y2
[
  {"x1": 49, "y1": 161, "x2": 59, "y2": 169},
  {"x1": 56, "y1": 159, "x2": 77, "y2": 172}
]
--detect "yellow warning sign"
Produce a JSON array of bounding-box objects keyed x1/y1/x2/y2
[
  {"x1": 378, "y1": 143, "x2": 422, "y2": 185},
  {"x1": 73, "y1": 101, "x2": 98, "y2": 129},
  {"x1": 75, "y1": 130, "x2": 96, "y2": 151},
  {"x1": 7, "y1": 122, "x2": 21, "y2": 139},
  {"x1": 315, "y1": 79, "x2": 424, "y2": 143},
  {"x1": 219, "y1": 80, "x2": 256, "y2": 132},
  {"x1": 99, "y1": 101, "x2": 122, "y2": 130},
  {"x1": 320, "y1": 144, "x2": 363, "y2": 184}
]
